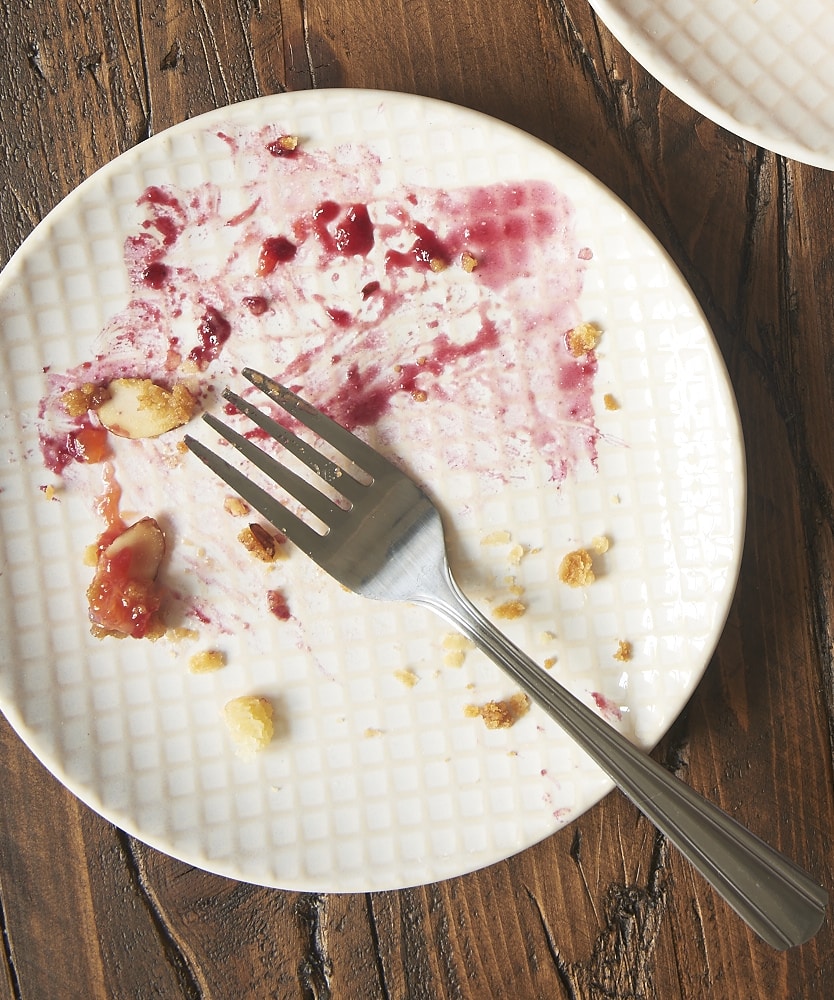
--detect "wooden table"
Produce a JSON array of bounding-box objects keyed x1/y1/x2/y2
[{"x1": 2, "y1": 2, "x2": 832, "y2": 997}]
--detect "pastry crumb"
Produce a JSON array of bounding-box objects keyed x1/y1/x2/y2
[
  {"x1": 223, "y1": 695, "x2": 274, "y2": 758},
  {"x1": 558, "y1": 548, "x2": 595, "y2": 587},
  {"x1": 460, "y1": 250, "x2": 478, "y2": 272},
  {"x1": 224, "y1": 495, "x2": 250, "y2": 516},
  {"x1": 167, "y1": 627, "x2": 200, "y2": 642},
  {"x1": 61, "y1": 382, "x2": 111, "y2": 417},
  {"x1": 507, "y1": 543, "x2": 526, "y2": 566},
  {"x1": 464, "y1": 692, "x2": 530, "y2": 729},
  {"x1": 394, "y1": 668, "x2": 419, "y2": 688},
  {"x1": 603, "y1": 393, "x2": 620, "y2": 410},
  {"x1": 566, "y1": 321, "x2": 601, "y2": 358},
  {"x1": 442, "y1": 632, "x2": 474, "y2": 668},
  {"x1": 188, "y1": 649, "x2": 226, "y2": 674},
  {"x1": 591, "y1": 535, "x2": 610, "y2": 554},
  {"x1": 613, "y1": 640, "x2": 633, "y2": 662},
  {"x1": 238, "y1": 523, "x2": 286, "y2": 562},
  {"x1": 493, "y1": 599, "x2": 526, "y2": 620},
  {"x1": 364, "y1": 727, "x2": 384, "y2": 738},
  {"x1": 481, "y1": 530, "x2": 512, "y2": 545},
  {"x1": 543, "y1": 656, "x2": 557, "y2": 670}
]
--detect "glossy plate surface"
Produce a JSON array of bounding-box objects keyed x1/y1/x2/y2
[
  {"x1": 0, "y1": 90, "x2": 744, "y2": 891},
  {"x1": 589, "y1": 0, "x2": 834, "y2": 169}
]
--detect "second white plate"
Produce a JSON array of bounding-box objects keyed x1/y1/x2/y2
[{"x1": 590, "y1": 0, "x2": 834, "y2": 169}]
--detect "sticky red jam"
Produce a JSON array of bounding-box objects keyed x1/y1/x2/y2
[
  {"x1": 142, "y1": 261, "x2": 170, "y2": 288},
  {"x1": 242, "y1": 295, "x2": 269, "y2": 315},
  {"x1": 267, "y1": 589, "x2": 291, "y2": 621},
  {"x1": 87, "y1": 545, "x2": 163, "y2": 639},
  {"x1": 257, "y1": 236, "x2": 297, "y2": 275},
  {"x1": 42, "y1": 422, "x2": 111, "y2": 474},
  {"x1": 187, "y1": 306, "x2": 232, "y2": 370}
]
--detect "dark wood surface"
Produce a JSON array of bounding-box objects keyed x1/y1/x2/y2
[{"x1": 2, "y1": 2, "x2": 833, "y2": 997}]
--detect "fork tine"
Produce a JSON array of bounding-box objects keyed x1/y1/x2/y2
[
  {"x1": 200, "y1": 413, "x2": 348, "y2": 528},
  {"x1": 222, "y1": 388, "x2": 367, "y2": 505},
  {"x1": 183, "y1": 434, "x2": 324, "y2": 556},
  {"x1": 242, "y1": 368, "x2": 396, "y2": 480}
]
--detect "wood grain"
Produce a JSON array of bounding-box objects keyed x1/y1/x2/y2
[{"x1": 2, "y1": 2, "x2": 833, "y2": 997}]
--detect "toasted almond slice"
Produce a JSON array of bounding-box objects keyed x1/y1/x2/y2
[
  {"x1": 104, "y1": 517, "x2": 166, "y2": 580},
  {"x1": 97, "y1": 378, "x2": 194, "y2": 439}
]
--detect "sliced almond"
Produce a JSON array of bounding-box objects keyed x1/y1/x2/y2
[
  {"x1": 104, "y1": 517, "x2": 166, "y2": 580},
  {"x1": 97, "y1": 378, "x2": 194, "y2": 439}
]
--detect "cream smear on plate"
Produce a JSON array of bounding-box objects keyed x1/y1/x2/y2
[{"x1": 36, "y1": 124, "x2": 599, "y2": 637}]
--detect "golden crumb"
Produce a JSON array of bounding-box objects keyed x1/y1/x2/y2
[
  {"x1": 224, "y1": 695, "x2": 274, "y2": 758},
  {"x1": 364, "y1": 727, "x2": 384, "y2": 738},
  {"x1": 189, "y1": 649, "x2": 226, "y2": 674},
  {"x1": 543, "y1": 656, "x2": 557, "y2": 669},
  {"x1": 137, "y1": 380, "x2": 194, "y2": 424},
  {"x1": 482, "y1": 530, "x2": 512, "y2": 545},
  {"x1": 591, "y1": 535, "x2": 610, "y2": 554},
  {"x1": 274, "y1": 134, "x2": 298, "y2": 152},
  {"x1": 442, "y1": 633, "x2": 473, "y2": 651},
  {"x1": 429, "y1": 258, "x2": 446, "y2": 273},
  {"x1": 603, "y1": 393, "x2": 620, "y2": 410},
  {"x1": 442, "y1": 632, "x2": 474, "y2": 668},
  {"x1": 539, "y1": 630, "x2": 557, "y2": 642},
  {"x1": 558, "y1": 548, "x2": 595, "y2": 587},
  {"x1": 224, "y1": 496, "x2": 250, "y2": 517},
  {"x1": 503, "y1": 575, "x2": 525, "y2": 597},
  {"x1": 460, "y1": 250, "x2": 478, "y2": 272},
  {"x1": 394, "y1": 668, "x2": 419, "y2": 688},
  {"x1": 507, "y1": 543, "x2": 526, "y2": 566},
  {"x1": 465, "y1": 692, "x2": 530, "y2": 729},
  {"x1": 42, "y1": 484, "x2": 57, "y2": 501},
  {"x1": 61, "y1": 382, "x2": 111, "y2": 417},
  {"x1": 493, "y1": 599, "x2": 526, "y2": 620},
  {"x1": 613, "y1": 640, "x2": 633, "y2": 662},
  {"x1": 167, "y1": 627, "x2": 200, "y2": 642},
  {"x1": 238, "y1": 523, "x2": 286, "y2": 562},
  {"x1": 566, "y1": 321, "x2": 601, "y2": 358}
]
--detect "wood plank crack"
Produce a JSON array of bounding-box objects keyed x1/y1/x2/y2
[{"x1": 115, "y1": 833, "x2": 206, "y2": 1000}]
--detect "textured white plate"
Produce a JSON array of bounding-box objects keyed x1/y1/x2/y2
[
  {"x1": 589, "y1": 0, "x2": 834, "y2": 169},
  {"x1": 0, "y1": 90, "x2": 744, "y2": 891}
]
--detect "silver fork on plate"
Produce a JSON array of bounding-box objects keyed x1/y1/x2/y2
[{"x1": 184, "y1": 367, "x2": 827, "y2": 949}]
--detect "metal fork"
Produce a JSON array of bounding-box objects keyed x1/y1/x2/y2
[{"x1": 185, "y1": 367, "x2": 827, "y2": 949}]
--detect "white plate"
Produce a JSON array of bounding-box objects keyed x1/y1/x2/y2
[
  {"x1": 589, "y1": 0, "x2": 834, "y2": 169},
  {"x1": 0, "y1": 90, "x2": 744, "y2": 891}
]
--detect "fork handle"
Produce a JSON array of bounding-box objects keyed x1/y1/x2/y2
[{"x1": 421, "y1": 562, "x2": 827, "y2": 950}]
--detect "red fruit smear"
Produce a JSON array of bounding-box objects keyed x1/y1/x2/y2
[
  {"x1": 267, "y1": 589, "x2": 291, "y2": 621},
  {"x1": 312, "y1": 202, "x2": 375, "y2": 258},
  {"x1": 188, "y1": 307, "x2": 232, "y2": 370},
  {"x1": 326, "y1": 307, "x2": 351, "y2": 327},
  {"x1": 87, "y1": 544, "x2": 163, "y2": 639},
  {"x1": 385, "y1": 222, "x2": 451, "y2": 272},
  {"x1": 333, "y1": 204, "x2": 374, "y2": 256},
  {"x1": 266, "y1": 137, "x2": 299, "y2": 158},
  {"x1": 361, "y1": 280, "x2": 380, "y2": 299},
  {"x1": 591, "y1": 691, "x2": 622, "y2": 722},
  {"x1": 242, "y1": 295, "x2": 269, "y2": 315},
  {"x1": 137, "y1": 186, "x2": 186, "y2": 247},
  {"x1": 142, "y1": 261, "x2": 169, "y2": 288},
  {"x1": 226, "y1": 200, "x2": 261, "y2": 226},
  {"x1": 42, "y1": 421, "x2": 111, "y2": 474},
  {"x1": 257, "y1": 236, "x2": 297, "y2": 275}
]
